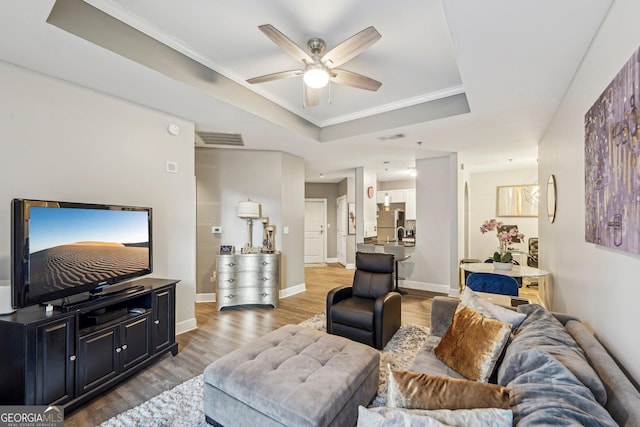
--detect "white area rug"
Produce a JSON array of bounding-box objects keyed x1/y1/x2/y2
[{"x1": 100, "y1": 314, "x2": 429, "y2": 426}]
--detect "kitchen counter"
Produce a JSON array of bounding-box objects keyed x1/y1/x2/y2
[{"x1": 364, "y1": 239, "x2": 415, "y2": 247}]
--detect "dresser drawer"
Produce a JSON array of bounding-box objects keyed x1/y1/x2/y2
[
  {"x1": 217, "y1": 287, "x2": 278, "y2": 310},
  {"x1": 217, "y1": 254, "x2": 278, "y2": 274},
  {"x1": 217, "y1": 271, "x2": 278, "y2": 290}
]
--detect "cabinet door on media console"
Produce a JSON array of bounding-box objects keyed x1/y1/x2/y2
[
  {"x1": 77, "y1": 324, "x2": 119, "y2": 394},
  {"x1": 121, "y1": 314, "x2": 151, "y2": 370},
  {"x1": 77, "y1": 313, "x2": 151, "y2": 394},
  {"x1": 36, "y1": 316, "x2": 76, "y2": 405},
  {"x1": 152, "y1": 286, "x2": 176, "y2": 354}
]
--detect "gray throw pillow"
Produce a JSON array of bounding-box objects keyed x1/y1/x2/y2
[
  {"x1": 504, "y1": 348, "x2": 617, "y2": 426},
  {"x1": 499, "y1": 304, "x2": 607, "y2": 406}
]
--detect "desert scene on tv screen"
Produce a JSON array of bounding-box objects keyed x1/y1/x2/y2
[{"x1": 28, "y1": 207, "x2": 149, "y2": 295}]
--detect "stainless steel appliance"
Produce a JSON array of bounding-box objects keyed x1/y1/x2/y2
[{"x1": 377, "y1": 209, "x2": 404, "y2": 241}]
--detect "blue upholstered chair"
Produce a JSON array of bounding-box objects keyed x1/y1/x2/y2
[{"x1": 466, "y1": 272, "x2": 519, "y2": 296}]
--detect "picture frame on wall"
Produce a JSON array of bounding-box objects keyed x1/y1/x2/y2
[
  {"x1": 585, "y1": 45, "x2": 640, "y2": 254},
  {"x1": 348, "y1": 202, "x2": 356, "y2": 235},
  {"x1": 496, "y1": 184, "x2": 539, "y2": 217},
  {"x1": 219, "y1": 245, "x2": 234, "y2": 255}
]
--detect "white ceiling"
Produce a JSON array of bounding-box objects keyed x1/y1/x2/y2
[{"x1": 0, "y1": 0, "x2": 612, "y2": 182}]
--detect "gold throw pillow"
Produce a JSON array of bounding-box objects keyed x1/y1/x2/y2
[
  {"x1": 434, "y1": 305, "x2": 511, "y2": 382},
  {"x1": 387, "y1": 369, "x2": 511, "y2": 410}
]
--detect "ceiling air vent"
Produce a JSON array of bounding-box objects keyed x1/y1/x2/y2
[
  {"x1": 378, "y1": 133, "x2": 405, "y2": 141},
  {"x1": 196, "y1": 131, "x2": 244, "y2": 147}
]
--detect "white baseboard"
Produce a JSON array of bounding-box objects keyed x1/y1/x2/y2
[
  {"x1": 196, "y1": 293, "x2": 216, "y2": 303},
  {"x1": 280, "y1": 283, "x2": 306, "y2": 298},
  {"x1": 176, "y1": 317, "x2": 197, "y2": 335},
  {"x1": 326, "y1": 257, "x2": 338, "y2": 263},
  {"x1": 345, "y1": 263, "x2": 356, "y2": 270},
  {"x1": 401, "y1": 280, "x2": 450, "y2": 294}
]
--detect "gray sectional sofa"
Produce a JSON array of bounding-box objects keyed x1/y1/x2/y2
[{"x1": 409, "y1": 296, "x2": 640, "y2": 426}]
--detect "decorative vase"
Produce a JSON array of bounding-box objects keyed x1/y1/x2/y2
[{"x1": 494, "y1": 262, "x2": 513, "y2": 271}]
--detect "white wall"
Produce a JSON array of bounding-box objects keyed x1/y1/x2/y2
[
  {"x1": 280, "y1": 152, "x2": 305, "y2": 292},
  {"x1": 538, "y1": 0, "x2": 640, "y2": 384},
  {"x1": 363, "y1": 168, "x2": 377, "y2": 238},
  {"x1": 0, "y1": 61, "x2": 196, "y2": 331},
  {"x1": 468, "y1": 168, "x2": 538, "y2": 261},
  {"x1": 405, "y1": 155, "x2": 457, "y2": 293}
]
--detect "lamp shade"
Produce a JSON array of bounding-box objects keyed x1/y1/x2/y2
[{"x1": 237, "y1": 201, "x2": 261, "y2": 219}]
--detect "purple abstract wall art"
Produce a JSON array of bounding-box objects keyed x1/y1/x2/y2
[{"x1": 585, "y1": 45, "x2": 640, "y2": 254}]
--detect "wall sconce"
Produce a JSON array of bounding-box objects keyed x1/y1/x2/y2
[{"x1": 384, "y1": 193, "x2": 390, "y2": 211}]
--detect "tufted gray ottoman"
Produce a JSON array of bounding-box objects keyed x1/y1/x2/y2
[{"x1": 203, "y1": 324, "x2": 379, "y2": 427}]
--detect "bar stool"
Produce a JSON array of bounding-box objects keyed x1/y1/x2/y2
[{"x1": 383, "y1": 244, "x2": 410, "y2": 295}]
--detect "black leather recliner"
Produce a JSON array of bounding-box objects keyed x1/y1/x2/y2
[{"x1": 326, "y1": 252, "x2": 401, "y2": 349}]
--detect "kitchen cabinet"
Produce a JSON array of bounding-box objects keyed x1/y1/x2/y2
[{"x1": 376, "y1": 190, "x2": 406, "y2": 204}]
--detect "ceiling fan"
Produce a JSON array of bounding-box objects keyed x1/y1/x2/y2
[{"x1": 246, "y1": 24, "x2": 382, "y2": 107}]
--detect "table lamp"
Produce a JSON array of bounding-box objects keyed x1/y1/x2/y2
[{"x1": 237, "y1": 200, "x2": 261, "y2": 249}]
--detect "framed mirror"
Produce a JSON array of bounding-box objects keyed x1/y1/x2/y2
[
  {"x1": 496, "y1": 184, "x2": 539, "y2": 217},
  {"x1": 547, "y1": 174, "x2": 557, "y2": 223}
]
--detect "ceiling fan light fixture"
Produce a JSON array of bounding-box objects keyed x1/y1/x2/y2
[{"x1": 303, "y1": 66, "x2": 329, "y2": 89}]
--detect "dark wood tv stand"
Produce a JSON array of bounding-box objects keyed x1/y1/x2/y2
[{"x1": 0, "y1": 277, "x2": 179, "y2": 413}]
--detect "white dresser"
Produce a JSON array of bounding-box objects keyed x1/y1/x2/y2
[{"x1": 216, "y1": 252, "x2": 280, "y2": 310}]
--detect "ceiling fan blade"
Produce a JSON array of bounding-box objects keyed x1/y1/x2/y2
[
  {"x1": 330, "y1": 69, "x2": 382, "y2": 91},
  {"x1": 246, "y1": 69, "x2": 302, "y2": 84},
  {"x1": 258, "y1": 24, "x2": 314, "y2": 64},
  {"x1": 321, "y1": 26, "x2": 381, "y2": 68},
  {"x1": 305, "y1": 85, "x2": 321, "y2": 107}
]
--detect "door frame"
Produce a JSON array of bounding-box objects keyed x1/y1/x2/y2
[
  {"x1": 337, "y1": 195, "x2": 347, "y2": 266},
  {"x1": 304, "y1": 198, "x2": 328, "y2": 263}
]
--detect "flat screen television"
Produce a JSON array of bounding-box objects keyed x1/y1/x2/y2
[{"x1": 11, "y1": 199, "x2": 153, "y2": 309}]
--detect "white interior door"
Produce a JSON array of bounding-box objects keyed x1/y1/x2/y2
[
  {"x1": 337, "y1": 196, "x2": 347, "y2": 266},
  {"x1": 304, "y1": 199, "x2": 326, "y2": 263}
]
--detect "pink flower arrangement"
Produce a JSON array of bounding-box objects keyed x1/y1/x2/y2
[
  {"x1": 480, "y1": 219, "x2": 525, "y2": 262},
  {"x1": 480, "y1": 219, "x2": 524, "y2": 245}
]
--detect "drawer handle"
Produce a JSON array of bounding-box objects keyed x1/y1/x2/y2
[
  {"x1": 260, "y1": 292, "x2": 270, "y2": 297},
  {"x1": 154, "y1": 320, "x2": 160, "y2": 325},
  {"x1": 225, "y1": 294, "x2": 236, "y2": 299},
  {"x1": 225, "y1": 262, "x2": 236, "y2": 267},
  {"x1": 225, "y1": 278, "x2": 236, "y2": 283},
  {"x1": 122, "y1": 344, "x2": 128, "y2": 350},
  {"x1": 261, "y1": 261, "x2": 269, "y2": 266},
  {"x1": 261, "y1": 277, "x2": 269, "y2": 281},
  {"x1": 69, "y1": 355, "x2": 77, "y2": 362},
  {"x1": 115, "y1": 347, "x2": 122, "y2": 353}
]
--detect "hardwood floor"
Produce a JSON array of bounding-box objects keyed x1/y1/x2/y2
[{"x1": 65, "y1": 263, "x2": 439, "y2": 426}]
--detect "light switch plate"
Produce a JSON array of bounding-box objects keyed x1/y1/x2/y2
[
  {"x1": 165, "y1": 161, "x2": 178, "y2": 173},
  {"x1": 283, "y1": 226, "x2": 289, "y2": 234}
]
